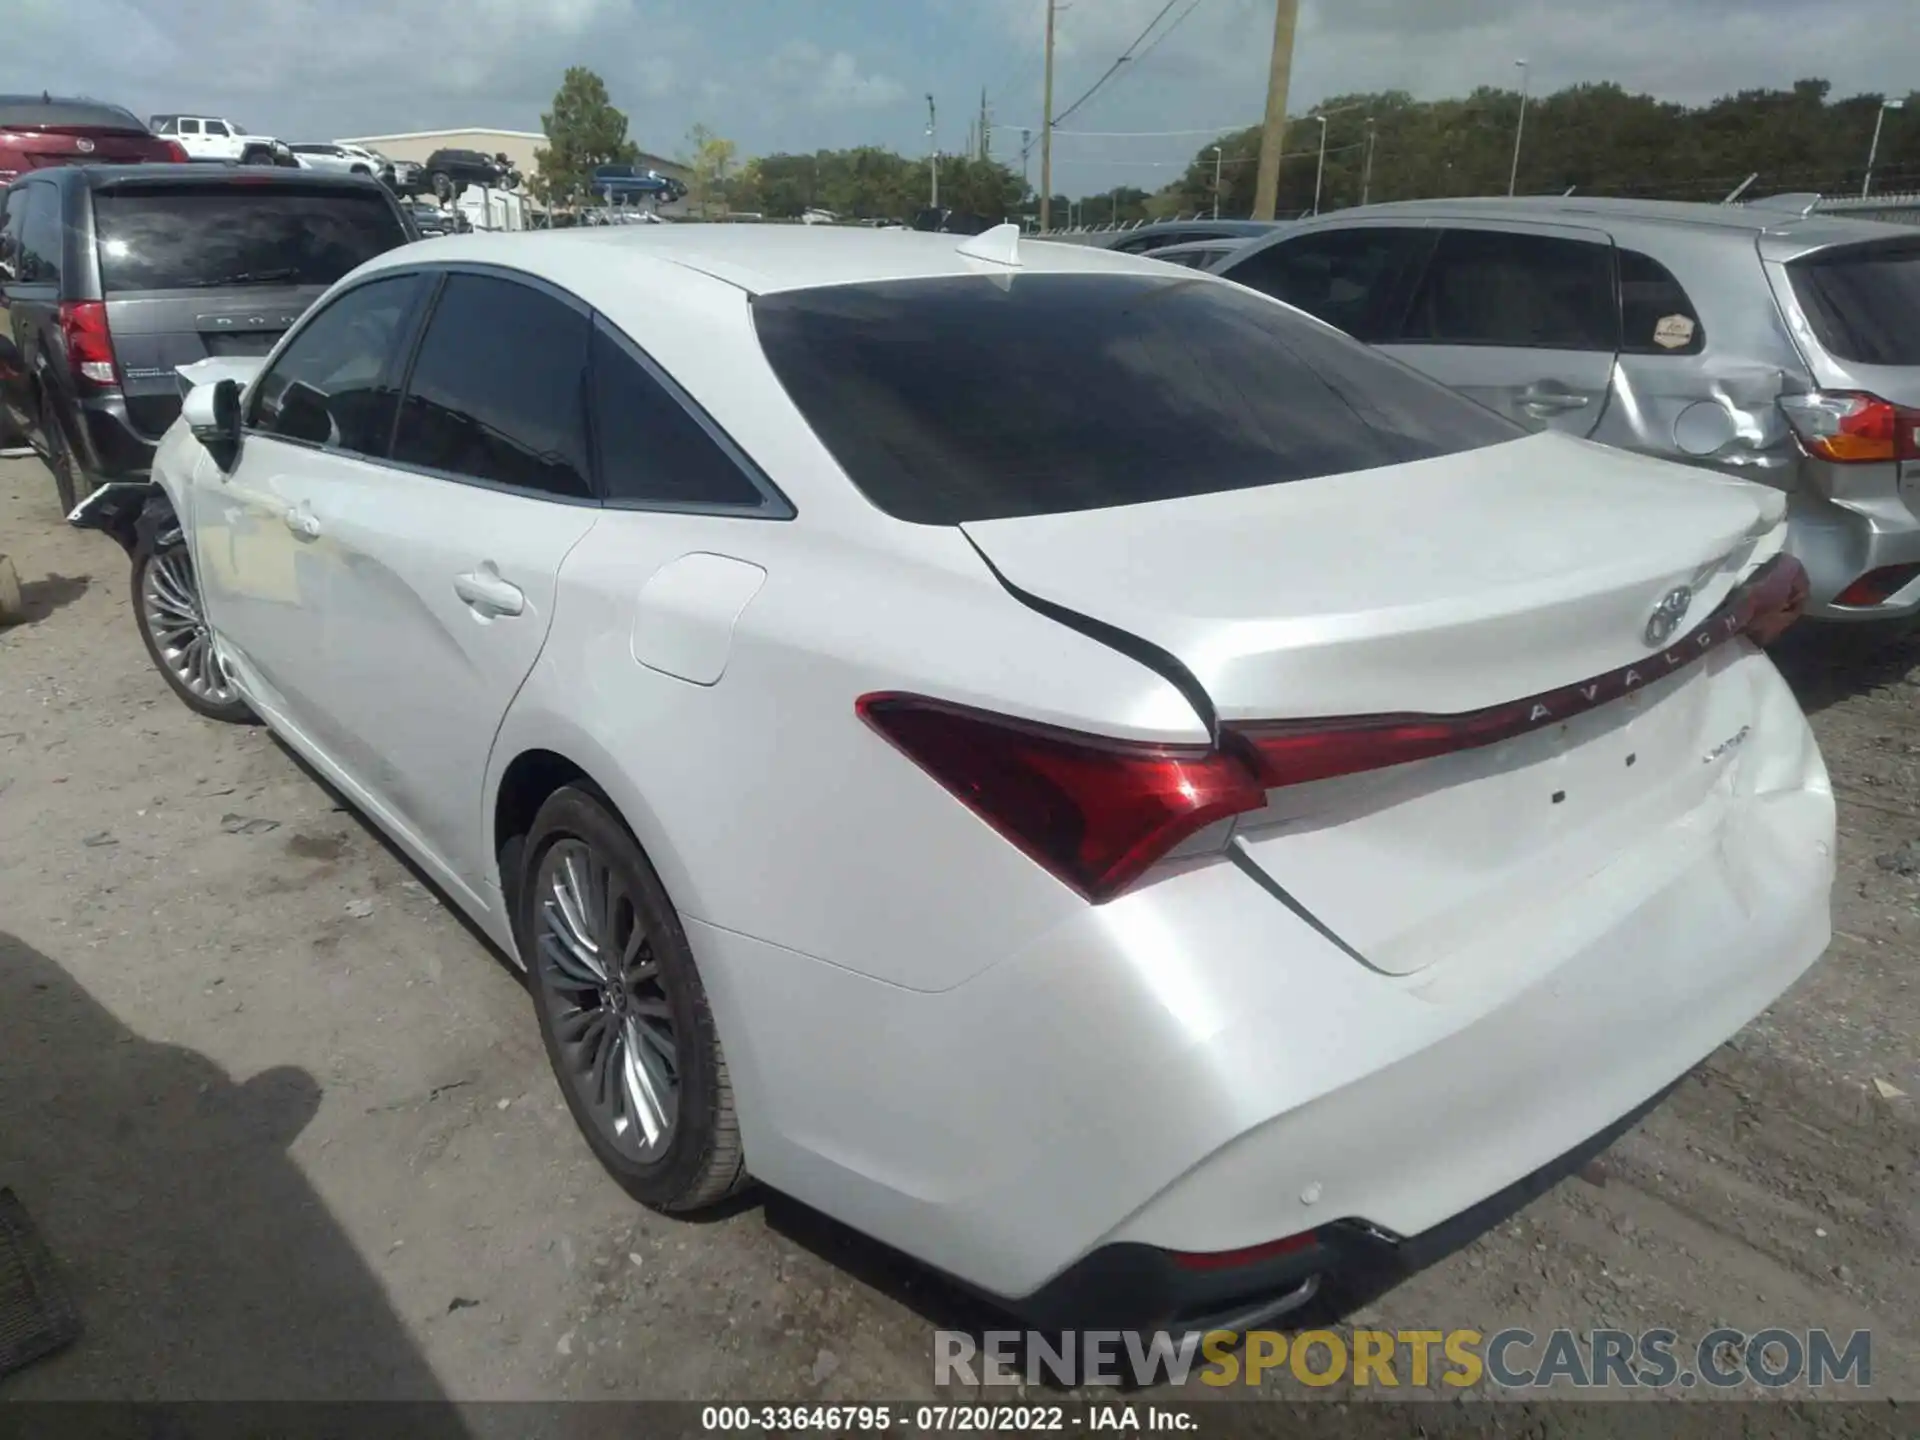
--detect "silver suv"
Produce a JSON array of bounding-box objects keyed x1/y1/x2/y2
[{"x1": 1210, "y1": 196, "x2": 1920, "y2": 634}]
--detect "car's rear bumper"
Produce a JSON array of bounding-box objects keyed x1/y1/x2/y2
[
  {"x1": 73, "y1": 395, "x2": 157, "y2": 484},
  {"x1": 1787, "y1": 486, "x2": 1920, "y2": 621},
  {"x1": 689, "y1": 649, "x2": 1833, "y2": 1317}
]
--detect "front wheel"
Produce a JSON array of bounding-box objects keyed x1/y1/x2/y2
[
  {"x1": 520, "y1": 786, "x2": 748, "y2": 1212},
  {"x1": 131, "y1": 536, "x2": 253, "y2": 723}
]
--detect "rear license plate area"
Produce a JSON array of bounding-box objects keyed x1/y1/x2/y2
[{"x1": 201, "y1": 331, "x2": 283, "y2": 358}]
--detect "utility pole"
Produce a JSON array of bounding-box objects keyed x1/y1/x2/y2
[
  {"x1": 926, "y1": 93, "x2": 939, "y2": 209},
  {"x1": 1211, "y1": 145, "x2": 1223, "y2": 218},
  {"x1": 1311, "y1": 114, "x2": 1328, "y2": 215},
  {"x1": 1361, "y1": 117, "x2": 1376, "y2": 205},
  {"x1": 980, "y1": 87, "x2": 990, "y2": 161},
  {"x1": 1021, "y1": 127, "x2": 1032, "y2": 189},
  {"x1": 1040, "y1": 0, "x2": 1057, "y2": 231},
  {"x1": 1864, "y1": 99, "x2": 1905, "y2": 197},
  {"x1": 1508, "y1": 58, "x2": 1530, "y2": 197},
  {"x1": 1252, "y1": 0, "x2": 1300, "y2": 220}
]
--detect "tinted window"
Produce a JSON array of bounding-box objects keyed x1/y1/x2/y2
[
  {"x1": 393, "y1": 273, "x2": 592, "y2": 499},
  {"x1": 177, "y1": 119, "x2": 200, "y2": 134},
  {"x1": 1223, "y1": 227, "x2": 1431, "y2": 341},
  {"x1": 250, "y1": 273, "x2": 426, "y2": 453},
  {"x1": 1618, "y1": 249, "x2": 1704, "y2": 355},
  {"x1": 92, "y1": 185, "x2": 406, "y2": 292},
  {"x1": 18, "y1": 183, "x2": 60, "y2": 285},
  {"x1": 754, "y1": 273, "x2": 1520, "y2": 525},
  {"x1": 0, "y1": 188, "x2": 25, "y2": 280},
  {"x1": 205, "y1": 121, "x2": 230, "y2": 137},
  {"x1": 1789, "y1": 240, "x2": 1920, "y2": 367},
  {"x1": 1399, "y1": 229, "x2": 1617, "y2": 351},
  {"x1": 591, "y1": 322, "x2": 768, "y2": 509}
]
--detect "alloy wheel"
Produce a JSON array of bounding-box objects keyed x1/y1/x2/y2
[
  {"x1": 535, "y1": 838, "x2": 680, "y2": 1161},
  {"x1": 140, "y1": 547, "x2": 239, "y2": 706}
]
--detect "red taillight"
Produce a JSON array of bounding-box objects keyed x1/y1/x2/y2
[
  {"x1": 162, "y1": 139, "x2": 191, "y2": 164},
  {"x1": 1779, "y1": 391, "x2": 1920, "y2": 464},
  {"x1": 1171, "y1": 1231, "x2": 1321, "y2": 1273},
  {"x1": 865, "y1": 555, "x2": 1808, "y2": 902},
  {"x1": 856, "y1": 693, "x2": 1268, "y2": 903},
  {"x1": 1831, "y1": 563, "x2": 1920, "y2": 609},
  {"x1": 58, "y1": 301, "x2": 119, "y2": 389}
]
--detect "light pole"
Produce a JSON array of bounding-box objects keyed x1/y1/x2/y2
[
  {"x1": 1361, "y1": 116, "x2": 1376, "y2": 205},
  {"x1": 1211, "y1": 145, "x2": 1223, "y2": 218},
  {"x1": 1508, "y1": 58, "x2": 1530, "y2": 197},
  {"x1": 925, "y1": 93, "x2": 938, "y2": 209},
  {"x1": 1311, "y1": 114, "x2": 1328, "y2": 216},
  {"x1": 1864, "y1": 99, "x2": 1905, "y2": 198}
]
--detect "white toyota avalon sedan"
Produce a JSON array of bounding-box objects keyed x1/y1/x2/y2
[{"x1": 110, "y1": 223, "x2": 1832, "y2": 1331}]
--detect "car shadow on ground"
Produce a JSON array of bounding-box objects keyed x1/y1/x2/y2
[
  {"x1": 4, "y1": 572, "x2": 91, "y2": 626},
  {"x1": 0, "y1": 930, "x2": 465, "y2": 1417},
  {"x1": 1770, "y1": 625, "x2": 1920, "y2": 717}
]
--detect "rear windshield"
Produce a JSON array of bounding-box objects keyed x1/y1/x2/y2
[
  {"x1": 92, "y1": 185, "x2": 407, "y2": 292},
  {"x1": 0, "y1": 98, "x2": 147, "y2": 132},
  {"x1": 753, "y1": 273, "x2": 1520, "y2": 524},
  {"x1": 1788, "y1": 240, "x2": 1920, "y2": 367}
]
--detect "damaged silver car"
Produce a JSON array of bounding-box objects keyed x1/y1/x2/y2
[{"x1": 1211, "y1": 196, "x2": 1920, "y2": 637}]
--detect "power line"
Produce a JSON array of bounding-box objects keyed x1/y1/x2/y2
[
  {"x1": 1051, "y1": 0, "x2": 1185, "y2": 129},
  {"x1": 1128, "y1": 0, "x2": 1205, "y2": 67}
]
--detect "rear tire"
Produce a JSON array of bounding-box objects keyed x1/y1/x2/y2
[
  {"x1": 41, "y1": 393, "x2": 78, "y2": 516},
  {"x1": 430, "y1": 170, "x2": 455, "y2": 202},
  {"x1": 519, "y1": 786, "x2": 749, "y2": 1212},
  {"x1": 131, "y1": 534, "x2": 254, "y2": 723}
]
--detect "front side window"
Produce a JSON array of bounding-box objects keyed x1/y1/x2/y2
[
  {"x1": 754, "y1": 272, "x2": 1520, "y2": 525},
  {"x1": 91, "y1": 184, "x2": 407, "y2": 291},
  {"x1": 1398, "y1": 228, "x2": 1618, "y2": 351},
  {"x1": 591, "y1": 321, "x2": 771, "y2": 510},
  {"x1": 392, "y1": 272, "x2": 593, "y2": 499},
  {"x1": 1221, "y1": 227, "x2": 1432, "y2": 342},
  {"x1": 250, "y1": 272, "x2": 427, "y2": 452}
]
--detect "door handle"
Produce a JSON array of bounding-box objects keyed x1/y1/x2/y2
[
  {"x1": 454, "y1": 569, "x2": 525, "y2": 618},
  {"x1": 1517, "y1": 383, "x2": 1593, "y2": 416},
  {"x1": 283, "y1": 503, "x2": 321, "y2": 539}
]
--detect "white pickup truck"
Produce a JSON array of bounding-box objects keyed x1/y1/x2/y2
[{"x1": 147, "y1": 114, "x2": 298, "y2": 167}]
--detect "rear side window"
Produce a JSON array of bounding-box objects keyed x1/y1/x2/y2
[
  {"x1": 91, "y1": 185, "x2": 407, "y2": 292},
  {"x1": 753, "y1": 273, "x2": 1520, "y2": 525},
  {"x1": 1222, "y1": 227, "x2": 1432, "y2": 342},
  {"x1": 178, "y1": 120, "x2": 201, "y2": 135},
  {"x1": 250, "y1": 273, "x2": 427, "y2": 453},
  {"x1": 1789, "y1": 240, "x2": 1920, "y2": 367},
  {"x1": 0, "y1": 187, "x2": 28, "y2": 280},
  {"x1": 392, "y1": 272, "x2": 593, "y2": 500},
  {"x1": 590, "y1": 321, "x2": 770, "y2": 510},
  {"x1": 1399, "y1": 228, "x2": 1617, "y2": 351},
  {"x1": 1618, "y1": 249, "x2": 1704, "y2": 355},
  {"x1": 17, "y1": 183, "x2": 61, "y2": 285}
]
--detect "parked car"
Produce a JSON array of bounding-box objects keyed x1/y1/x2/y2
[
  {"x1": 288, "y1": 142, "x2": 389, "y2": 182},
  {"x1": 407, "y1": 199, "x2": 465, "y2": 237},
  {"x1": 1, "y1": 94, "x2": 187, "y2": 181},
  {"x1": 591, "y1": 164, "x2": 686, "y2": 205},
  {"x1": 423, "y1": 148, "x2": 516, "y2": 200},
  {"x1": 0, "y1": 165, "x2": 412, "y2": 514},
  {"x1": 1091, "y1": 217, "x2": 1286, "y2": 254},
  {"x1": 148, "y1": 114, "x2": 286, "y2": 167},
  {"x1": 1140, "y1": 237, "x2": 1250, "y2": 269},
  {"x1": 94, "y1": 226, "x2": 1829, "y2": 1331},
  {"x1": 1208, "y1": 196, "x2": 1920, "y2": 636}
]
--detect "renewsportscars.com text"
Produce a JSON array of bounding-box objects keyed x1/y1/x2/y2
[{"x1": 935, "y1": 1327, "x2": 1872, "y2": 1391}]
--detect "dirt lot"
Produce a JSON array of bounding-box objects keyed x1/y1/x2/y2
[{"x1": 1, "y1": 452, "x2": 1916, "y2": 1411}]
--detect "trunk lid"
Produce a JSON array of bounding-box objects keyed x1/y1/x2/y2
[
  {"x1": 104, "y1": 287, "x2": 317, "y2": 439},
  {"x1": 962, "y1": 430, "x2": 1783, "y2": 722},
  {"x1": 963, "y1": 430, "x2": 1791, "y2": 976}
]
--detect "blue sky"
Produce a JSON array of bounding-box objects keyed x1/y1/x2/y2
[{"x1": 7, "y1": 0, "x2": 1919, "y2": 195}]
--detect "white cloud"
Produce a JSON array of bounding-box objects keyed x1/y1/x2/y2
[{"x1": 766, "y1": 41, "x2": 907, "y2": 113}]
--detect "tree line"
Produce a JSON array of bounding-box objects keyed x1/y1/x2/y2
[{"x1": 531, "y1": 68, "x2": 1920, "y2": 226}]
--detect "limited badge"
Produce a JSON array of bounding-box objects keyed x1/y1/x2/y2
[{"x1": 1653, "y1": 314, "x2": 1696, "y2": 349}]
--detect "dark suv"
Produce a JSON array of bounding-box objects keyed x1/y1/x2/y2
[
  {"x1": 423, "y1": 148, "x2": 517, "y2": 200},
  {"x1": 0, "y1": 165, "x2": 413, "y2": 513}
]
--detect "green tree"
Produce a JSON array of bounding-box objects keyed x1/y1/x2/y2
[
  {"x1": 683, "y1": 124, "x2": 739, "y2": 215},
  {"x1": 531, "y1": 67, "x2": 639, "y2": 210}
]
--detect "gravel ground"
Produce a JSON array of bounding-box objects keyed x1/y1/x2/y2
[{"x1": 1, "y1": 453, "x2": 1916, "y2": 1414}]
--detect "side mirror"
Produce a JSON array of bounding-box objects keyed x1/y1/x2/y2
[{"x1": 184, "y1": 377, "x2": 243, "y2": 468}]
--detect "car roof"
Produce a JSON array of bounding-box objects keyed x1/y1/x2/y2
[
  {"x1": 27, "y1": 163, "x2": 390, "y2": 193},
  {"x1": 363, "y1": 223, "x2": 1195, "y2": 296},
  {"x1": 1318, "y1": 194, "x2": 1917, "y2": 250}
]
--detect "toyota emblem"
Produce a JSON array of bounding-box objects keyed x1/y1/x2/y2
[
  {"x1": 76, "y1": 137, "x2": 96, "y2": 153},
  {"x1": 1645, "y1": 585, "x2": 1694, "y2": 647}
]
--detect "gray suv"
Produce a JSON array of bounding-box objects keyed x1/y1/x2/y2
[
  {"x1": 1211, "y1": 197, "x2": 1920, "y2": 633},
  {"x1": 0, "y1": 164, "x2": 412, "y2": 514}
]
